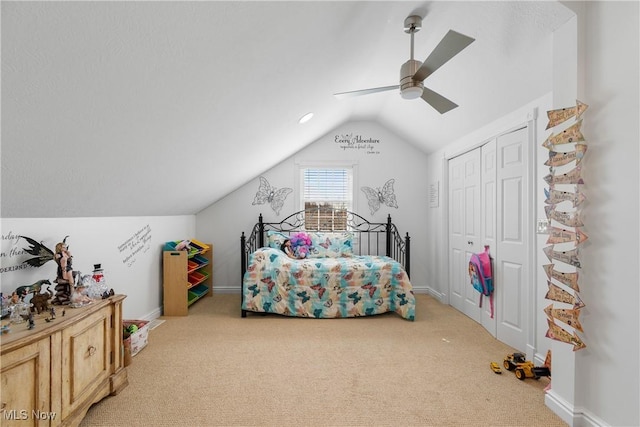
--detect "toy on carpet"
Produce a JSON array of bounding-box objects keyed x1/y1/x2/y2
[
  {"x1": 490, "y1": 362, "x2": 502, "y2": 374},
  {"x1": 503, "y1": 352, "x2": 551, "y2": 380}
]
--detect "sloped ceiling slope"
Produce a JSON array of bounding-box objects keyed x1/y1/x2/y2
[{"x1": 1, "y1": 1, "x2": 573, "y2": 218}]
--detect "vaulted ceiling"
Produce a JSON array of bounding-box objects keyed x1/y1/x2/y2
[{"x1": 1, "y1": 1, "x2": 574, "y2": 218}]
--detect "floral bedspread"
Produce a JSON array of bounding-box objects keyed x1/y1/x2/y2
[{"x1": 242, "y1": 247, "x2": 415, "y2": 320}]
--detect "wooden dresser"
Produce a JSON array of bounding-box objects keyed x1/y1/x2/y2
[{"x1": 1, "y1": 295, "x2": 128, "y2": 426}]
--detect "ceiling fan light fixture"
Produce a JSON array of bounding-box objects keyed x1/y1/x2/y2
[
  {"x1": 400, "y1": 59, "x2": 423, "y2": 99},
  {"x1": 401, "y1": 86, "x2": 423, "y2": 100}
]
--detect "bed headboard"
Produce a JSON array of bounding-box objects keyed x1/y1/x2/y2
[{"x1": 240, "y1": 209, "x2": 410, "y2": 279}]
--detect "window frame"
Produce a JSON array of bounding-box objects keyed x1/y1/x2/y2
[{"x1": 294, "y1": 161, "x2": 359, "y2": 231}]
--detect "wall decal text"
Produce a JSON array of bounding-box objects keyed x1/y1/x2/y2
[
  {"x1": 118, "y1": 224, "x2": 152, "y2": 268},
  {"x1": 334, "y1": 133, "x2": 381, "y2": 154}
]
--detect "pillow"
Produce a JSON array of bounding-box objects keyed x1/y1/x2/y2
[
  {"x1": 308, "y1": 232, "x2": 354, "y2": 258},
  {"x1": 266, "y1": 230, "x2": 289, "y2": 250}
]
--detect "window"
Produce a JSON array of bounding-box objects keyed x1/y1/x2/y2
[{"x1": 299, "y1": 165, "x2": 355, "y2": 231}]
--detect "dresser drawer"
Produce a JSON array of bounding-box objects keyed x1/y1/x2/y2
[
  {"x1": 61, "y1": 306, "x2": 111, "y2": 419},
  {"x1": 1, "y1": 338, "x2": 52, "y2": 427}
]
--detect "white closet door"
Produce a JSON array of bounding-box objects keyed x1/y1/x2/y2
[
  {"x1": 448, "y1": 148, "x2": 482, "y2": 322},
  {"x1": 447, "y1": 126, "x2": 530, "y2": 350},
  {"x1": 481, "y1": 139, "x2": 497, "y2": 336},
  {"x1": 495, "y1": 126, "x2": 530, "y2": 352}
]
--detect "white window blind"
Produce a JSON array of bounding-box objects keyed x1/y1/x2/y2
[{"x1": 301, "y1": 167, "x2": 353, "y2": 231}]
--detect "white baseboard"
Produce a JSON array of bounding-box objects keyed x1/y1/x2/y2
[
  {"x1": 545, "y1": 390, "x2": 605, "y2": 427},
  {"x1": 215, "y1": 285, "x2": 241, "y2": 294},
  {"x1": 424, "y1": 286, "x2": 445, "y2": 302},
  {"x1": 140, "y1": 306, "x2": 162, "y2": 322}
]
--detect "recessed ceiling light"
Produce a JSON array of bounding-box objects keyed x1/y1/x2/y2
[{"x1": 298, "y1": 112, "x2": 314, "y2": 124}]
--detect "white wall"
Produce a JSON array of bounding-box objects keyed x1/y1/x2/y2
[
  {"x1": 572, "y1": 2, "x2": 639, "y2": 426},
  {"x1": 1, "y1": 215, "x2": 195, "y2": 319},
  {"x1": 426, "y1": 2, "x2": 640, "y2": 426},
  {"x1": 196, "y1": 120, "x2": 429, "y2": 294}
]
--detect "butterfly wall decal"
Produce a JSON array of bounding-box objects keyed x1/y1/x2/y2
[
  {"x1": 361, "y1": 179, "x2": 398, "y2": 215},
  {"x1": 252, "y1": 176, "x2": 292, "y2": 215}
]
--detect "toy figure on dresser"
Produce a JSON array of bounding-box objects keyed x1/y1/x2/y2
[
  {"x1": 87, "y1": 263, "x2": 109, "y2": 299},
  {"x1": 9, "y1": 298, "x2": 30, "y2": 324},
  {"x1": 55, "y1": 239, "x2": 75, "y2": 285},
  {"x1": 27, "y1": 312, "x2": 35, "y2": 330},
  {"x1": 44, "y1": 306, "x2": 57, "y2": 323},
  {"x1": 52, "y1": 239, "x2": 78, "y2": 305},
  {"x1": 18, "y1": 235, "x2": 77, "y2": 305},
  {"x1": 10, "y1": 291, "x2": 22, "y2": 305},
  {"x1": 0, "y1": 293, "x2": 9, "y2": 319},
  {"x1": 13, "y1": 279, "x2": 51, "y2": 300},
  {"x1": 70, "y1": 282, "x2": 93, "y2": 308},
  {"x1": 30, "y1": 284, "x2": 53, "y2": 314}
]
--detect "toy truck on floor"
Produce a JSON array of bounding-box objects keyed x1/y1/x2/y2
[{"x1": 503, "y1": 352, "x2": 551, "y2": 380}]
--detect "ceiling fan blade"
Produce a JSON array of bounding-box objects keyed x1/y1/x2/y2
[
  {"x1": 421, "y1": 87, "x2": 458, "y2": 114},
  {"x1": 413, "y1": 30, "x2": 475, "y2": 82},
  {"x1": 333, "y1": 85, "x2": 399, "y2": 99}
]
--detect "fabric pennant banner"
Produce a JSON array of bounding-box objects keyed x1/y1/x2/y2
[
  {"x1": 543, "y1": 245, "x2": 581, "y2": 268},
  {"x1": 545, "y1": 144, "x2": 588, "y2": 167},
  {"x1": 545, "y1": 281, "x2": 585, "y2": 308},
  {"x1": 544, "y1": 187, "x2": 587, "y2": 207},
  {"x1": 574, "y1": 292, "x2": 586, "y2": 309},
  {"x1": 544, "y1": 165, "x2": 584, "y2": 185},
  {"x1": 544, "y1": 304, "x2": 584, "y2": 332},
  {"x1": 547, "y1": 226, "x2": 589, "y2": 245},
  {"x1": 545, "y1": 206, "x2": 584, "y2": 228},
  {"x1": 546, "y1": 100, "x2": 589, "y2": 129},
  {"x1": 546, "y1": 318, "x2": 587, "y2": 351},
  {"x1": 542, "y1": 120, "x2": 585, "y2": 149},
  {"x1": 543, "y1": 264, "x2": 580, "y2": 292}
]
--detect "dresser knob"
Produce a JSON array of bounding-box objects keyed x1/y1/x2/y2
[{"x1": 88, "y1": 346, "x2": 96, "y2": 356}]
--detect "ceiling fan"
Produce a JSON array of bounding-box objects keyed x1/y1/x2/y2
[{"x1": 333, "y1": 15, "x2": 475, "y2": 114}]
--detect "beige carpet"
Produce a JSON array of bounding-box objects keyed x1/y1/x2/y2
[{"x1": 81, "y1": 294, "x2": 567, "y2": 427}]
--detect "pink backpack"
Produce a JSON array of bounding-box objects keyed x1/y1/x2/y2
[{"x1": 469, "y1": 245, "x2": 494, "y2": 318}]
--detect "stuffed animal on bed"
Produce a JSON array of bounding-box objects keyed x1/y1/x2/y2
[
  {"x1": 281, "y1": 232, "x2": 312, "y2": 259},
  {"x1": 290, "y1": 232, "x2": 312, "y2": 258}
]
